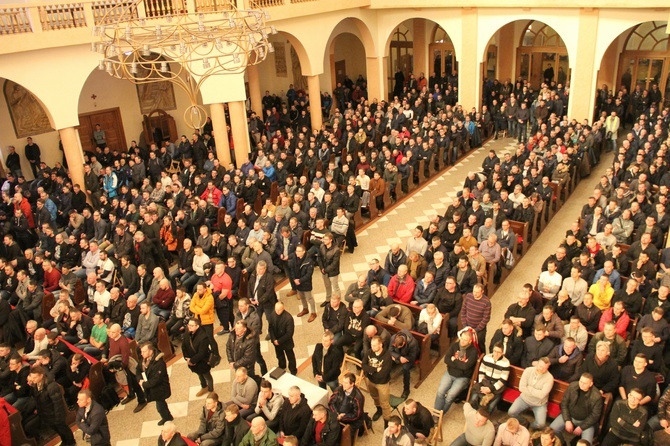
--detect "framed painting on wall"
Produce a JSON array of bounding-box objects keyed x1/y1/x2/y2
[
  {"x1": 135, "y1": 62, "x2": 177, "y2": 114},
  {"x1": 3, "y1": 80, "x2": 54, "y2": 138}
]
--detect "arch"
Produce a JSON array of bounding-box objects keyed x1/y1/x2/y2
[
  {"x1": 624, "y1": 21, "x2": 669, "y2": 52},
  {"x1": 323, "y1": 17, "x2": 376, "y2": 65},
  {"x1": 269, "y1": 29, "x2": 312, "y2": 78}
]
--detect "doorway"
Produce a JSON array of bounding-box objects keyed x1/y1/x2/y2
[{"x1": 77, "y1": 107, "x2": 127, "y2": 154}]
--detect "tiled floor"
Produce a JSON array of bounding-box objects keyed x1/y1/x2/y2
[{"x1": 86, "y1": 137, "x2": 611, "y2": 446}]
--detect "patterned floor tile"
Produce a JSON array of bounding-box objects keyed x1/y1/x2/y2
[
  {"x1": 168, "y1": 401, "x2": 190, "y2": 418},
  {"x1": 116, "y1": 439, "x2": 140, "y2": 446},
  {"x1": 139, "y1": 420, "x2": 164, "y2": 438}
]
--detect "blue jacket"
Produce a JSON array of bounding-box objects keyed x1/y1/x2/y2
[
  {"x1": 219, "y1": 192, "x2": 238, "y2": 218},
  {"x1": 103, "y1": 172, "x2": 118, "y2": 197}
]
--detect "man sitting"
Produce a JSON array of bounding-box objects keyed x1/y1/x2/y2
[
  {"x1": 493, "y1": 417, "x2": 529, "y2": 446},
  {"x1": 375, "y1": 304, "x2": 414, "y2": 330},
  {"x1": 328, "y1": 373, "x2": 366, "y2": 440},
  {"x1": 508, "y1": 357, "x2": 554, "y2": 429},
  {"x1": 301, "y1": 404, "x2": 341, "y2": 446},
  {"x1": 381, "y1": 415, "x2": 414, "y2": 446},
  {"x1": 390, "y1": 329, "x2": 419, "y2": 399},
  {"x1": 278, "y1": 386, "x2": 311, "y2": 439},
  {"x1": 230, "y1": 367, "x2": 258, "y2": 419},
  {"x1": 434, "y1": 330, "x2": 478, "y2": 414},
  {"x1": 188, "y1": 392, "x2": 225, "y2": 446},
  {"x1": 402, "y1": 399, "x2": 434, "y2": 440},
  {"x1": 247, "y1": 380, "x2": 283, "y2": 430},
  {"x1": 548, "y1": 337, "x2": 582, "y2": 382},
  {"x1": 520, "y1": 325, "x2": 554, "y2": 368},
  {"x1": 601, "y1": 388, "x2": 648, "y2": 446},
  {"x1": 469, "y1": 342, "x2": 510, "y2": 413},
  {"x1": 549, "y1": 373, "x2": 603, "y2": 444},
  {"x1": 598, "y1": 300, "x2": 630, "y2": 339}
]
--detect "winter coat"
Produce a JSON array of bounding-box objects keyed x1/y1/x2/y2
[
  {"x1": 195, "y1": 401, "x2": 225, "y2": 441},
  {"x1": 279, "y1": 393, "x2": 312, "y2": 438},
  {"x1": 288, "y1": 254, "x2": 314, "y2": 291},
  {"x1": 226, "y1": 328, "x2": 257, "y2": 371},
  {"x1": 190, "y1": 288, "x2": 215, "y2": 325},
  {"x1": 300, "y1": 409, "x2": 341, "y2": 446},
  {"x1": 137, "y1": 352, "x2": 171, "y2": 402},
  {"x1": 182, "y1": 327, "x2": 211, "y2": 374},
  {"x1": 30, "y1": 376, "x2": 66, "y2": 425}
]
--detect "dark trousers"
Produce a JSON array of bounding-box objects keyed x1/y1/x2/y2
[
  {"x1": 48, "y1": 421, "x2": 76, "y2": 446},
  {"x1": 126, "y1": 367, "x2": 146, "y2": 403},
  {"x1": 273, "y1": 343, "x2": 297, "y2": 375},
  {"x1": 201, "y1": 323, "x2": 220, "y2": 359},
  {"x1": 335, "y1": 333, "x2": 363, "y2": 359},
  {"x1": 600, "y1": 431, "x2": 631, "y2": 446},
  {"x1": 197, "y1": 371, "x2": 214, "y2": 391},
  {"x1": 256, "y1": 342, "x2": 268, "y2": 376},
  {"x1": 401, "y1": 177, "x2": 409, "y2": 194},
  {"x1": 215, "y1": 300, "x2": 234, "y2": 331},
  {"x1": 155, "y1": 398, "x2": 173, "y2": 421},
  {"x1": 166, "y1": 316, "x2": 185, "y2": 338},
  {"x1": 375, "y1": 195, "x2": 384, "y2": 212}
]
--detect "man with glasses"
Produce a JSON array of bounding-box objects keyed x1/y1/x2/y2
[{"x1": 601, "y1": 388, "x2": 648, "y2": 446}]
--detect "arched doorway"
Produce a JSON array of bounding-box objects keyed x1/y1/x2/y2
[
  {"x1": 618, "y1": 21, "x2": 669, "y2": 107},
  {"x1": 517, "y1": 21, "x2": 569, "y2": 88},
  {"x1": 386, "y1": 19, "x2": 457, "y2": 99}
]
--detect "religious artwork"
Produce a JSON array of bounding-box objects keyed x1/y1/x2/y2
[
  {"x1": 274, "y1": 41, "x2": 287, "y2": 77},
  {"x1": 290, "y1": 45, "x2": 308, "y2": 91},
  {"x1": 136, "y1": 63, "x2": 177, "y2": 114},
  {"x1": 4, "y1": 80, "x2": 53, "y2": 138}
]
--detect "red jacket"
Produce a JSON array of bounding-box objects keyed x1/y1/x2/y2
[
  {"x1": 43, "y1": 268, "x2": 61, "y2": 292},
  {"x1": 200, "y1": 187, "x2": 222, "y2": 206},
  {"x1": 15, "y1": 198, "x2": 34, "y2": 228},
  {"x1": 388, "y1": 274, "x2": 415, "y2": 304},
  {"x1": 598, "y1": 308, "x2": 631, "y2": 339}
]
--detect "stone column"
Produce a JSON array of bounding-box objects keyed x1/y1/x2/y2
[
  {"x1": 366, "y1": 56, "x2": 388, "y2": 102},
  {"x1": 247, "y1": 64, "x2": 263, "y2": 116},
  {"x1": 209, "y1": 103, "x2": 231, "y2": 166},
  {"x1": 307, "y1": 75, "x2": 323, "y2": 131},
  {"x1": 228, "y1": 100, "x2": 250, "y2": 168},
  {"x1": 413, "y1": 19, "x2": 427, "y2": 77},
  {"x1": 59, "y1": 127, "x2": 87, "y2": 199},
  {"x1": 459, "y1": 8, "x2": 480, "y2": 109},
  {"x1": 568, "y1": 9, "x2": 599, "y2": 122}
]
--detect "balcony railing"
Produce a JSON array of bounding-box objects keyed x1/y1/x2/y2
[
  {"x1": 92, "y1": 1, "x2": 138, "y2": 25},
  {"x1": 0, "y1": 7, "x2": 31, "y2": 35},
  {"x1": 195, "y1": 0, "x2": 233, "y2": 13},
  {"x1": 38, "y1": 3, "x2": 86, "y2": 30}
]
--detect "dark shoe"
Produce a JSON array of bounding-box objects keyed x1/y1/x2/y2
[
  {"x1": 401, "y1": 390, "x2": 410, "y2": 399},
  {"x1": 133, "y1": 402, "x2": 147, "y2": 413},
  {"x1": 216, "y1": 330, "x2": 230, "y2": 336},
  {"x1": 120, "y1": 395, "x2": 135, "y2": 405},
  {"x1": 264, "y1": 334, "x2": 271, "y2": 341},
  {"x1": 296, "y1": 309, "x2": 308, "y2": 317},
  {"x1": 372, "y1": 407, "x2": 383, "y2": 421},
  {"x1": 158, "y1": 416, "x2": 174, "y2": 426},
  {"x1": 320, "y1": 301, "x2": 328, "y2": 308},
  {"x1": 212, "y1": 356, "x2": 221, "y2": 367}
]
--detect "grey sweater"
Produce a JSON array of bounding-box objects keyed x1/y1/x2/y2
[
  {"x1": 231, "y1": 377, "x2": 258, "y2": 407},
  {"x1": 519, "y1": 367, "x2": 554, "y2": 406},
  {"x1": 463, "y1": 403, "x2": 495, "y2": 446}
]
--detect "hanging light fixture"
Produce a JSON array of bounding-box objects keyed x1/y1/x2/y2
[{"x1": 93, "y1": 0, "x2": 275, "y2": 129}]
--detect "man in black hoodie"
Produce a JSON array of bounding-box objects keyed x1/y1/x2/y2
[
  {"x1": 402, "y1": 399, "x2": 435, "y2": 440},
  {"x1": 363, "y1": 336, "x2": 392, "y2": 424},
  {"x1": 29, "y1": 365, "x2": 76, "y2": 445}
]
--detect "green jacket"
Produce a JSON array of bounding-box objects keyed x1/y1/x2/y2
[{"x1": 239, "y1": 427, "x2": 278, "y2": 446}]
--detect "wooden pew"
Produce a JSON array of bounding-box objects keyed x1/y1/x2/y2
[
  {"x1": 238, "y1": 270, "x2": 249, "y2": 299},
  {"x1": 216, "y1": 207, "x2": 227, "y2": 229},
  {"x1": 548, "y1": 181, "x2": 563, "y2": 214},
  {"x1": 157, "y1": 321, "x2": 175, "y2": 362},
  {"x1": 509, "y1": 220, "x2": 529, "y2": 257},
  {"x1": 1, "y1": 398, "x2": 37, "y2": 446},
  {"x1": 339, "y1": 423, "x2": 351, "y2": 446},
  {"x1": 41, "y1": 291, "x2": 55, "y2": 323},
  {"x1": 270, "y1": 181, "x2": 279, "y2": 204},
  {"x1": 370, "y1": 318, "x2": 435, "y2": 388},
  {"x1": 73, "y1": 279, "x2": 86, "y2": 308}
]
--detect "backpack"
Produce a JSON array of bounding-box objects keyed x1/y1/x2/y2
[
  {"x1": 502, "y1": 247, "x2": 515, "y2": 269},
  {"x1": 99, "y1": 383, "x2": 120, "y2": 412}
]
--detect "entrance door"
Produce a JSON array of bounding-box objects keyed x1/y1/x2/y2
[
  {"x1": 335, "y1": 60, "x2": 346, "y2": 86},
  {"x1": 77, "y1": 108, "x2": 126, "y2": 154}
]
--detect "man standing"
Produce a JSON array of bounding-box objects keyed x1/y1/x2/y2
[
  {"x1": 76, "y1": 388, "x2": 111, "y2": 446},
  {"x1": 434, "y1": 330, "x2": 478, "y2": 413},
  {"x1": 549, "y1": 373, "x2": 603, "y2": 443},
  {"x1": 288, "y1": 244, "x2": 317, "y2": 322},
  {"x1": 190, "y1": 282, "x2": 220, "y2": 366},
  {"x1": 209, "y1": 263, "x2": 233, "y2": 336},
  {"x1": 28, "y1": 365, "x2": 76, "y2": 446},
  {"x1": 24, "y1": 137, "x2": 41, "y2": 178},
  {"x1": 508, "y1": 357, "x2": 554, "y2": 429},
  {"x1": 312, "y1": 331, "x2": 344, "y2": 391},
  {"x1": 460, "y1": 283, "x2": 491, "y2": 346},
  {"x1": 317, "y1": 233, "x2": 341, "y2": 308},
  {"x1": 363, "y1": 336, "x2": 392, "y2": 424},
  {"x1": 183, "y1": 318, "x2": 214, "y2": 397},
  {"x1": 268, "y1": 302, "x2": 296, "y2": 375},
  {"x1": 138, "y1": 342, "x2": 173, "y2": 426}
]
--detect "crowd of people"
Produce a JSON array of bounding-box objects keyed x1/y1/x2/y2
[{"x1": 0, "y1": 69, "x2": 667, "y2": 446}]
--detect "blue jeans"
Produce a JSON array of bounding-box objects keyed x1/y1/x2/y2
[
  {"x1": 648, "y1": 415, "x2": 662, "y2": 431},
  {"x1": 434, "y1": 371, "x2": 470, "y2": 413},
  {"x1": 550, "y1": 416, "x2": 595, "y2": 443},
  {"x1": 508, "y1": 397, "x2": 547, "y2": 429},
  {"x1": 450, "y1": 433, "x2": 469, "y2": 446},
  {"x1": 151, "y1": 306, "x2": 170, "y2": 320}
]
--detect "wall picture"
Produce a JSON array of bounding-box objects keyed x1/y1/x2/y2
[
  {"x1": 274, "y1": 41, "x2": 287, "y2": 77},
  {"x1": 136, "y1": 63, "x2": 177, "y2": 114},
  {"x1": 4, "y1": 80, "x2": 54, "y2": 138}
]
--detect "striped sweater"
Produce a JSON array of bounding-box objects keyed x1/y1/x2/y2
[{"x1": 477, "y1": 354, "x2": 511, "y2": 393}]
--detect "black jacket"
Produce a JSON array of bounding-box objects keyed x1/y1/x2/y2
[
  {"x1": 390, "y1": 330, "x2": 419, "y2": 364},
  {"x1": 489, "y1": 328, "x2": 523, "y2": 366},
  {"x1": 312, "y1": 343, "x2": 344, "y2": 384},
  {"x1": 279, "y1": 393, "x2": 312, "y2": 438},
  {"x1": 322, "y1": 304, "x2": 348, "y2": 335},
  {"x1": 247, "y1": 272, "x2": 277, "y2": 307},
  {"x1": 77, "y1": 400, "x2": 111, "y2": 446},
  {"x1": 182, "y1": 327, "x2": 211, "y2": 374},
  {"x1": 288, "y1": 254, "x2": 314, "y2": 291},
  {"x1": 559, "y1": 381, "x2": 603, "y2": 431},
  {"x1": 137, "y1": 352, "x2": 171, "y2": 402},
  {"x1": 328, "y1": 385, "x2": 365, "y2": 423},
  {"x1": 31, "y1": 376, "x2": 67, "y2": 425},
  {"x1": 300, "y1": 409, "x2": 342, "y2": 446},
  {"x1": 578, "y1": 353, "x2": 620, "y2": 394},
  {"x1": 402, "y1": 401, "x2": 434, "y2": 438},
  {"x1": 222, "y1": 413, "x2": 250, "y2": 446},
  {"x1": 269, "y1": 310, "x2": 294, "y2": 349},
  {"x1": 226, "y1": 328, "x2": 257, "y2": 371}
]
